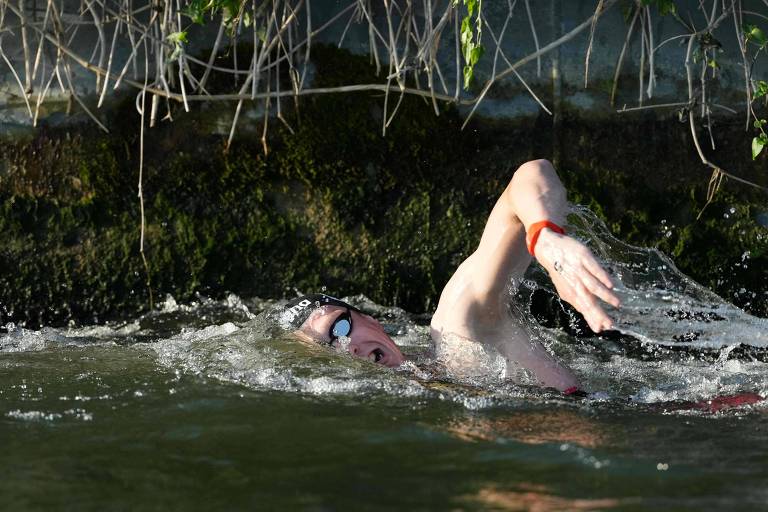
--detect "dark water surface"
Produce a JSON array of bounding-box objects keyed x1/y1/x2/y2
[
  {"x1": 3, "y1": 340, "x2": 767, "y2": 511},
  {"x1": 2, "y1": 209, "x2": 768, "y2": 511},
  {"x1": 2, "y1": 333, "x2": 767, "y2": 511}
]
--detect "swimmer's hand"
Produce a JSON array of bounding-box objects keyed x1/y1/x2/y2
[{"x1": 534, "y1": 229, "x2": 620, "y2": 333}]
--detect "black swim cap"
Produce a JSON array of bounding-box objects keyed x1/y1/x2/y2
[{"x1": 280, "y1": 294, "x2": 361, "y2": 330}]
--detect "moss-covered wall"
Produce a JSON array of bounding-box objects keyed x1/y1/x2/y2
[{"x1": 0, "y1": 45, "x2": 766, "y2": 327}]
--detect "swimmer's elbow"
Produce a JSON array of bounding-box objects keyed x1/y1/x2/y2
[
  {"x1": 507, "y1": 160, "x2": 566, "y2": 211},
  {"x1": 513, "y1": 159, "x2": 558, "y2": 180}
]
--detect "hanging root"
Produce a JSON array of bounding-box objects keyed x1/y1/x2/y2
[{"x1": 0, "y1": 0, "x2": 764, "y2": 215}]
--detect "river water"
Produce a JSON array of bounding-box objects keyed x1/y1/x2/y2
[{"x1": 2, "y1": 207, "x2": 767, "y2": 510}]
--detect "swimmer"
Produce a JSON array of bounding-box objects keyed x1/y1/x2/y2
[{"x1": 282, "y1": 159, "x2": 620, "y2": 394}]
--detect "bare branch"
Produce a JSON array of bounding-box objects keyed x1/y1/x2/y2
[
  {"x1": 584, "y1": 0, "x2": 605, "y2": 88},
  {"x1": 611, "y1": 6, "x2": 639, "y2": 106}
]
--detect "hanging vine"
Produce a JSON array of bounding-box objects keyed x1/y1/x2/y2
[
  {"x1": 454, "y1": 0, "x2": 484, "y2": 89},
  {"x1": 744, "y1": 23, "x2": 768, "y2": 159}
]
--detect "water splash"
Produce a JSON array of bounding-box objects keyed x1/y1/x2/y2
[
  {"x1": 2, "y1": 206, "x2": 767, "y2": 410},
  {"x1": 515, "y1": 206, "x2": 768, "y2": 403},
  {"x1": 564, "y1": 206, "x2": 768, "y2": 350}
]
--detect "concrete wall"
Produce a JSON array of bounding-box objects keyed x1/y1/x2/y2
[{"x1": 1, "y1": 0, "x2": 766, "y2": 128}]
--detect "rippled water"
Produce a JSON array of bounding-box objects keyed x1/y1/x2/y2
[{"x1": 2, "y1": 208, "x2": 767, "y2": 510}]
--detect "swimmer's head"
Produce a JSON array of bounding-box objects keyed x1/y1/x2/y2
[{"x1": 281, "y1": 294, "x2": 405, "y2": 367}]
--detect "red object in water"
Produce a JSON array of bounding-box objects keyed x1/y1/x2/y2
[
  {"x1": 654, "y1": 392, "x2": 764, "y2": 413},
  {"x1": 686, "y1": 392, "x2": 764, "y2": 413}
]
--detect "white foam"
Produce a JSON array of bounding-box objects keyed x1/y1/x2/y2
[{"x1": 5, "y1": 408, "x2": 93, "y2": 422}]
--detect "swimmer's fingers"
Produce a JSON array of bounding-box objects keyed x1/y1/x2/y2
[
  {"x1": 581, "y1": 255, "x2": 616, "y2": 291},
  {"x1": 586, "y1": 312, "x2": 613, "y2": 333},
  {"x1": 577, "y1": 266, "x2": 621, "y2": 309},
  {"x1": 572, "y1": 281, "x2": 614, "y2": 332},
  {"x1": 550, "y1": 270, "x2": 613, "y2": 332}
]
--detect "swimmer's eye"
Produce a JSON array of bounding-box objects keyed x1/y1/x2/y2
[{"x1": 328, "y1": 309, "x2": 352, "y2": 346}]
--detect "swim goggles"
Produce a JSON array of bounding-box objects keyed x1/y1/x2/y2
[
  {"x1": 282, "y1": 293, "x2": 361, "y2": 330},
  {"x1": 328, "y1": 309, "x2": 353, "y2": 346}
]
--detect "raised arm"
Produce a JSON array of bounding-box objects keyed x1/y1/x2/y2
[{"x1": 431, "y1": 159, "x2": 620, "y2": 392}]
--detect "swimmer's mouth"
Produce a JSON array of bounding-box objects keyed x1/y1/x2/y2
[
  {"x1": 364, "y1": 348, "x2": 383, "y2": 363},
  {"x1": 353, "y1": 343, "x2": 403, "y2": 367}
]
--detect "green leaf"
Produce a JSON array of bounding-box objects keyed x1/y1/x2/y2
[
  {"x1": 463, "y1": 65, "x2": 474, "y2": 90},
  {"x1": 182, "y1": 0, "x2": 207, "y2": 24},
  {"x1": 461, "y1": 30, "x2": 472, "y2": 49},
  {"x1": 754, "y1": 81, "x2": 768, "y2": 100},
  {"x1": 707, "y1": 58, "x2": 719, "y2": 69},
  {"x1": 754, "y1": 119, "x2": 766, "y2": 129},
  {"x1": 744, "y1": 24, "x2": 767, "y2": 46},
  {"x1": 469, "y1": 45, "x2": 484, "y2": 66},
  {"x1": 640, "y1": 0, "x2": 675, "y2": 15},
  {"x1": 463, "y1": 41, "x2": 474, "y2": 66},
  {"x1": 752, "y1": 135, "x2": 766, "y2": 160},
  {"x1": 255, "y1": 26, "x2": 266, "y2": 43},
  {"x1": 657, "y1": 0, "x2": 676, "y2": 16},
  {"x1": 461, "y1": 17, "x2": 472, "y2": 37},
  {"x1": 183, "y1": 8, "x2": 204, "y2": 24},
  {"x1": 182, "y1": 0, "x2": 247, "y2": 26},
  {"x1": 466, "y1": 0, "x2": 477, "y2": 17},
  {"x1": 167, "y1": 31, "x2": 188, "y2": 45}
]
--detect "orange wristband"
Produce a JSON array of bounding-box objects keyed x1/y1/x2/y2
[{"x1": 526, "y1": 220, "x2": 565, "y2": 256}]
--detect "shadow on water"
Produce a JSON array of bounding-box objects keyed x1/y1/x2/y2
[{"x1": 2, "y1": 206, "x2": 768, "y2": 510}]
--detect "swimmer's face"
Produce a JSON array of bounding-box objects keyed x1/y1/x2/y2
[{"x1": 296, "y1": 306, "x2": 405, "y2": 367}]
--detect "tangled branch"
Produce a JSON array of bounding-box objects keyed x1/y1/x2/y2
[{"x1": 1, "y1": 0, "x2": 766, "y2": 182}]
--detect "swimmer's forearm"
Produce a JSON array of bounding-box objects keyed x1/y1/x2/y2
[{"x1": 506, "y1": 159, "x2": 567, "y2": 231}]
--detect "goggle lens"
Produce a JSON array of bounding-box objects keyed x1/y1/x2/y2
[
  {"x1": 329, "y1": 311, "x2": 352, "y2": 342},
  {"x1": 332, "y1": 318, "x2": 351, "y2": 338}
]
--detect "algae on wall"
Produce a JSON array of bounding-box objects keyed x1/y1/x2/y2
[
  {"x1": 0, "y1": 46, "x2": 494, "y2": 326},
  {"x1": 0, "y1": 45, "x2": 766, "y2": 327}
]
